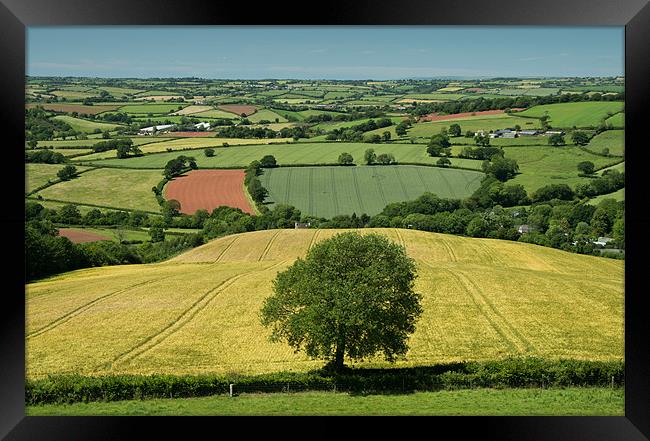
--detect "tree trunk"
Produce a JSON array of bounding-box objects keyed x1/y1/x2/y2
[{"x1": 334, "y1": 326, "x2": 346, "y2": 372}]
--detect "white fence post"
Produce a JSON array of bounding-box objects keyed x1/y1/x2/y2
[{"x1": 229, "y1": 383, "x2": 234, "y2": 397}]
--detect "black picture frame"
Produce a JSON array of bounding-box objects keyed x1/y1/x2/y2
[{"x1": 2, "y1": 0, "x2": 649, "y2": 438}]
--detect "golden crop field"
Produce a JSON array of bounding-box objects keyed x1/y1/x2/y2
[{"x1": 26, "y1": 228, "x2": 624, "y2": 379}]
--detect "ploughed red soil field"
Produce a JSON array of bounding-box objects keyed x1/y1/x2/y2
[
  {"x1": 164, "y1": 169, "x2": 255, "y2": 215},
  {"x1": 58, "y1": 229, "x2": 111, "y2": 243},
  {"x1": 419, "y1": 108, "x2": 526, "y2": 122},
  {"x1": 167, "y1": 131, "x2": 214, "y2": 137},
  {"x1": 217, "y1": 104, "x2": 257, "y2": 116}
]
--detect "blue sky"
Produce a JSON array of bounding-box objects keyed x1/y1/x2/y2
[{"x1": 27, "y1": 26, "x2": 624, "y2": 79}]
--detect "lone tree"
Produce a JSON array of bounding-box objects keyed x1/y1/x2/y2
[
  {"x1": 260, "y1": 155, "x2": 277, "y2": 168},
  {"x1": 260, "y1": 232, "x2": 422, "y2": 372},
  {"x1": 364, "y1": 148, "x2": 377, "y2": 165},
  {"x1": 577, "y1": 161, "x2": 595, "y2": 175},
  {"x1": 571, "y1": 131, "x2": 590, "y2": 146},
  {"x1": 548, "y1": 133, "x2": 565, "y2": 146},
  {"x1": 57, "y1": 165, "x2": 78, "y2": 181},
  {"x1": 338, "y1": 152, "x2": 354, "y2": 165}
]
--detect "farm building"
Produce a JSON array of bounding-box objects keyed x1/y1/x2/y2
[
  {"x1": 294, "y1": 222, "x2": 311, "y2": 229},
  {"x1": 519, "y1": 130, "x2": 541, "y2": 136},
  {"x1": 544, "y1": 130, "x2": 565, "y2": 136},
  {"x1": 517, "y1": 224, "x2": 534, "y2": 234},
  {"x1": 593, "y1": 236, "x2": 615, "y2": 246},
  {"x1": 139, "y1": 124, "x2": 173, "y2": 135},
  {"x1": 490, "y1": 129, "x2": 518, "y2": 139},
  {"x1": 194, "y1": 122, "x2": 211, "y2": 130}
]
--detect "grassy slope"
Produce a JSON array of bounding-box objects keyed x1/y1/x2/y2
[
  {"x1": 26, "y1": 228, "x2": 623, "y2": 379},
  {"x1": 584, "y1": 130, "x2": 624, "y2": 157},
  {"x1": 81, "y1": 142, "x2": 485, "y2": 170},
  {"x1": 502, "y1": 146, "x2": 622, "y2": 193},
  {"x1": 25, "y1": 164, "x2": 91, "y2": 193},
  {"x1": 515, "y1": 102, "x2": 624, "y2": 128},
  {"x1": 26, "y1": 387, "x2": 623, "y2": 416},
  {"x1": 52, "y1": 116, "x2": 124, "y2": 133},
  {"x1": 33, "y1": 168, "x2": 162, "y2": 212},
  {"x1": 260, "y1": 165, "x2": 483, "y2": 217}
]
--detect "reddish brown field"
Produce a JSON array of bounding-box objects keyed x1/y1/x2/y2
[
  {"x1": 25, "y1": 103, "x2": 121, "y2": 115},
  {"x1": 217, "y1": 105, "x2": 257, "y2": 116},
  {"x1": 167, "y1": 132, "x2": 215, "y2": 137},
  {"x1": 164, "y1": 169, "x2": 255, "y2": 215},
  {"x1": 419, "y1": 108, "x2": 526, "y2": 122},
  {"x1": 58, "y1": 229, "x2": 111, "y2": 243}
]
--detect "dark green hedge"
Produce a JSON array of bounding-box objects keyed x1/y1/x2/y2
[{"x1": 26, "y1": 358, "x2": 623, "y2": 405}]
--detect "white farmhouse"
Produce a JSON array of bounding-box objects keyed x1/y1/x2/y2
[{"x1": 139, "y1": 124, "x2": 174, "y2": 135}]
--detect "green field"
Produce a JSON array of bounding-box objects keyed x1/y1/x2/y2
[
  {"x1": 588, "y1": 188, "x2": 625, "y2": 205},
  {"x1": 26, "y1": 387, "x2": 623, "y2": 416},
  {"x1": 313, "y1": 116, "x2": 405, "y2": 132},
  {"x1": 370, "y1": 116, "x2": 540, "y2": 140},
  {"x1": 246, "y1": 109, "x2": 288, "y2": 123},
  {"x1": 585, "y1": 130, "x2": 624, "y2": 157},
  {"x1": 192, "y1": 109, "x2": 239, "y2": 119},
  {"x1": 26, "y1": 164, "x2": 91, "y2": 193},
  {"x1": 81, "y1": 142, "x2": 485, "y2": 170},
  {"x1": 605, "y1": 112, "x2": 625, "y2": 128},
  {"x1": 515, "y1": 102, "x2": 624, "y2": 128},
  {"x1": 26, "y1": 228, "x2": 624, "y2": 378},
  {"x1": 74, "y1": 137, "x2": 296, "y2": 160},
  {"x1": 51, "y1": 116, "x2": 124, "y2": 133},
  {"x1": 36, "y1": 137, "x2": 173, "y2": 149},
  {"x1": 118, "y1": 103, "x2": 187, "y2": 114},
  {"x1": 260, "y1": 165, "x2": 483, "y2": 217},
  {"x1": 502, "y1": 146, "x2": 622, "y2": 192},
  {"x1": 33, "y1": 168, "x2": 162, "y2": 212}
]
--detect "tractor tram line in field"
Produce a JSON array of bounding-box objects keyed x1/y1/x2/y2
[
  {"x1": 108, "y1": 260, "x2": 289, "y2": 369},
  {"x1": 27, "y1": 277, "x2": 172, "y2": 340}
]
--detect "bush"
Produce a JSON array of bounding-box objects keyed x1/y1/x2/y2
[{"x1": 25, "y1": 358, "x2": 623, "y2": 405}]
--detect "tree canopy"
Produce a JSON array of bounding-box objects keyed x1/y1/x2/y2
[{"x1": 260, "y1": 232, "x2": 422, "y2": 372}]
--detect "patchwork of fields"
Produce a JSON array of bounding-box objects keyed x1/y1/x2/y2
[
  {"x1": 260, "y1": 166, "x2": 483, "y2": 217},
  {"x1": 81, "y1": 142, "x2": 485, "y2": 170},
  {"x1": 25, "y1": 228, "x2": 624, "y2": 378}
]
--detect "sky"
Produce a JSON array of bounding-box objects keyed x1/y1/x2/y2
[{"x1": 27, "y1": 26, "x2": 624, "y2": 79}]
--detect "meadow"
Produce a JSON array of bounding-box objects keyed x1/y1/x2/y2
[
  {"x1": 368, "y1": 115, "x2": 540, "y2": 140},
  {"x1": 26, "y1": 387, "x2": 624, "y2": 416},
  {"x1": 605, "y1": 112, "x2": 625, "y2": 128},
  {"x1": 588, "y1": 188, "x2": 625, "y2": 205},
  {"x1": 25, "y1": 163, "x2": 91, "y2": 193},
  {"x1": 80, "y1": 142, "x2": 486, "y2": 170},
  {"x1": 33, "y1": 168, "x2": 163, "y2": 212},
  {"x1": 259, "y1": 165, "x2": 484, "y2": 217},
  {"x1": 515, "y1": 102, "x2": 624, "y2": 128},
  {"x1": 118, "y1": 103, "x2": 187, "y2": 114},
  {"x1": 26, "y1": 228, "x2": 624, "y2": 379},
  {"x1": 502, "y1": 146, "x2": 622, "y2": 192},
  {"x1": 74, "y1": 137, "x2": 296, "y2": 160},
  {"x1": 51, "y1": 115, "x2": 124, "y2": 133},
  {"x1": 246, "y1": 109, "x2": 288, "y2": 123},
  {"x1": 585, "y1": 130, "x2": 624, "y2": 157}
]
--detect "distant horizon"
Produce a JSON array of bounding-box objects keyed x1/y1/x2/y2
[
  {"x1": 26, "y1": 75, "x2": 624, "y2": 81},
  {"x1": 27, "y1": 27, "x2": 624, "y2": 79}
]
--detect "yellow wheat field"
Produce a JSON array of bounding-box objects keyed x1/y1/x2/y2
[{"x1": 26, "y1": 228, "x2": 624, "y2": 379}]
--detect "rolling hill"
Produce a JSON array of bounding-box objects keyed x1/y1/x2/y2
[{"x1": 26, "y1": 228, "x2": 624, "y2": 379}]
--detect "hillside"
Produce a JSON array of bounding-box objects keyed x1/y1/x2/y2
[{"x1": 26, "y1": 228, "x2": 624, "y2": 379}]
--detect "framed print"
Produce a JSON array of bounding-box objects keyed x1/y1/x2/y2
[{"x1": 2, "y1": 0, "x2": 649, "y2": 439}]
